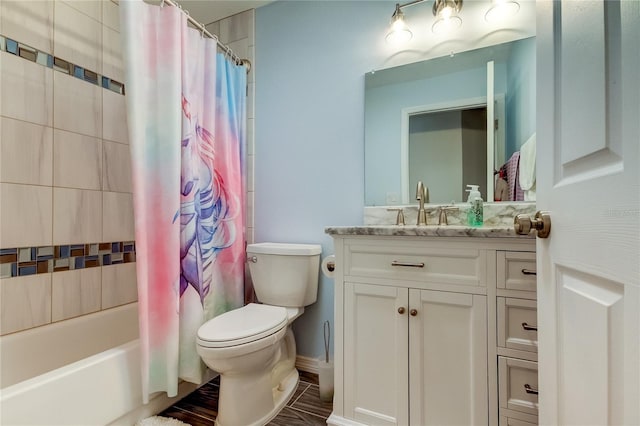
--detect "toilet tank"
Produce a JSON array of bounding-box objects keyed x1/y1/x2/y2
[{"x1": 246, "y1": 243, "x2": 321, "y2": 307}]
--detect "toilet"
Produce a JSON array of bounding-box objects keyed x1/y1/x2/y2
[{"x1": 196, "y1": 242, "x2": 321, "y2": 426}]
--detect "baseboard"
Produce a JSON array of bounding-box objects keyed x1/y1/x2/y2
[
  {"x1": 327, "y1": 413, "x2": 368, "y2": 426},
  {"x1": 295, "y1": 355, "x2": 319, "y2": 374}
]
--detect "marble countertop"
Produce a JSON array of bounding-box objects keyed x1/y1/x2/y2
[{"x1": 325, "y1": 225, "x2": 535, "y2": 238}]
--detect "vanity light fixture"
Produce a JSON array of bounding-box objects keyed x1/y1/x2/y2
[
  {"x1": 385, "y1": 0, "x2": 518, "y2": 40},
  {"x1": 432, "y1": 0, "x2": 463, "y2": 33},
  {"x1": 485, "y1": 0, "x2": 520, "y2": 22},
  {"x1": 386, "y1": 3, "x2": 414, "y2": 44}
]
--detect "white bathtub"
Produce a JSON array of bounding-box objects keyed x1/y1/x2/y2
[
  {"x1": 1, "y1": 303, "x2": 140, "y2": 389},
  {"x1": 0, "y1": 303, "x2": 213, "y2": 425}
]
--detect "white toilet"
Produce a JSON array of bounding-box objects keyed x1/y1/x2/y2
[{"x1": 196, "y1": 242, "x2": 321, "y2": 426}]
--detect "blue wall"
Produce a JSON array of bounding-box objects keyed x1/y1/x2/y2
[
  {"x1": 506, "y1": 37, "x2": 536, "y2": 157},
  {"x1": 255, "y1": 1, "x2": 535, "y2": 359},
  {"x1": 255, "y1": 1, "x2": 394, "y2": 359}
]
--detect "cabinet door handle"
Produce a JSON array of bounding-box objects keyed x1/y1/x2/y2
[
  {"x1": 522, "y1": 322, "x2": 538, "y2": 331},
  {"x1": 521, "y1": 268, "x2": 537, "y2": 275},
  {"x1": 524, "y1": 384, "x2": 539, "y2": 395},
  {"x1": 391, "y1": 261, "x2": 425, "y2": 268},
  {"x1": 410, "y1": 309, "x2": 418, "y2": 316},
  {"x1": 398, "y1": 307, "x2": 406, "y2": 314}
]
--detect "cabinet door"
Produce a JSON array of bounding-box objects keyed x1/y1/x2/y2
[
  {"x1": 409, "y1": 289, "x2": 488, "y2": 425},
  {"x1": 344, "y1": 282, "x2": 409, "y2": 426}
]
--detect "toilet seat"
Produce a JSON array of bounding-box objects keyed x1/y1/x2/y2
[{"x1": 197, "y1": 303, "x2": 288, "y2": 348}]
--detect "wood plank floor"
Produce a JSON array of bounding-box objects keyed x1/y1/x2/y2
[{"x1": 160, "y1": 371, "x2": 333, "y2": 425}]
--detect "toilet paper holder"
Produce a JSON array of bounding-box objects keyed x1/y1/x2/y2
[
  {"x1": 322, "y1": 255, "x2": 336, "y2": 278},
  {"x1": 326, "y1": 260, "x2": 335, "y2": 272}
]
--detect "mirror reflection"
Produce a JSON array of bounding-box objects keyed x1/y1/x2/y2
[
  {"x1": 365, "y1": 36, "x2": 536, "y2": 206},
  {"x1": 408, "y1": 103, "x2": 489, "y2": 203}
]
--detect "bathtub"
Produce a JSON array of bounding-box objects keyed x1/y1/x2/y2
[{"x1": 0, "y1": 303, "x2": 214, "y2": 425}]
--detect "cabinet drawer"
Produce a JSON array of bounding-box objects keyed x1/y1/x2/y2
[
  {"x1": 345, "y1": 242, "x2": 484, "y2": 287},
  {"x1": 497, "y1": 298, "x2": 538, "y2": 353},
  {"x1": 499, "y1": 357, "x2": 538, "y2": 416},
  {"x1": 497, "y1": 251, "x2": 537, "y2": 292}
]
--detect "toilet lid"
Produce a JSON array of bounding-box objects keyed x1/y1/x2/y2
[{"x1": 197, "y1": 303, "x2": 288, "y2": 348}]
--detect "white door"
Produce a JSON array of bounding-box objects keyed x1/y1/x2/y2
[
  {"x1": 344, "y1": 282, "x2": 409, "y2": 426},
  {"x1": 536, "y1": 1, "x2": 639, "y2": 425},
  {"x1": 408, "y1": 289, "x2": 487, "y2": 425}
]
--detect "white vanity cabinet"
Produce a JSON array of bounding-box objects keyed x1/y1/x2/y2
[
  {"x1": 344, "y1": 282, "x2": 487, "y2": 426},
  {"x1": 326, "y1": 232, "x2": 536, "y2": 426}
]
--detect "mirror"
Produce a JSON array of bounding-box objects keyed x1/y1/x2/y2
[{"x1": 365, "y1": 37, "x2": 536, "y2": 206}]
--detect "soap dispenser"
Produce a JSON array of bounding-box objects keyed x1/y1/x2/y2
[{"x1": 465, "y1": 185, "x2": 483, "y2": 227}]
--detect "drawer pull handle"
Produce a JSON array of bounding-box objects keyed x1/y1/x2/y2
[
  {"x1": 410, "y1": 309, "x2": 418, "y2": 316},
  {"x1": 524, "y1": 384, "x2": 539, "y2": 395},
  {"x1": 398, "y1": 307, "x2": 406, "y2": 314},
  {"x1": 521, "y1": 268, "x2": 537, "y2": 275},
  {"x1": 391, "y1": 261, "x2": 425, "y2": 268},
  {"x1": 522, "y1": 322, "x2": 538, "y2": 331}
]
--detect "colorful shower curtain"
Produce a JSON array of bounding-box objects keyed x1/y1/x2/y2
[{"x1": 120, "y1": 0, "x2": 246, "y2": 403}]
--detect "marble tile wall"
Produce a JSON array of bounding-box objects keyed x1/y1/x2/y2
[{"x1": 0, "y1": 0, "x2": 137, "y2": 336}]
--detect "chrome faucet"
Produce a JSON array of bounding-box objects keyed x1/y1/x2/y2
[{"x1": 415, "y1": 181, "x2": 429, "y2": 225}]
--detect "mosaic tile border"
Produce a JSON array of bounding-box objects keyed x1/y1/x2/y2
[
  {"x1": 0, "y1": 34, "x2": 125, "y2": 95},
  {"x1": 0, "y1": 241, "x2": 136, "y2": 278}
]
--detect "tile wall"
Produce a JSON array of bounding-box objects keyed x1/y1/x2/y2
[{"x1": 0, "y1": 0, "x2": 137, "y2": 336}]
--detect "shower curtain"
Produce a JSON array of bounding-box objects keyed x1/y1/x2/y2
[{"x1": 120, "y1": 0, "x2": 246, "y2": 402}]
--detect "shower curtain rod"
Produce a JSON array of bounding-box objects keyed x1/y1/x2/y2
[{"x1": 162, "y1": 0, "x2": 251, "y2": 70}]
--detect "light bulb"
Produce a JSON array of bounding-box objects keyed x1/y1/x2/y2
[
  {"x1": 432, "y1": 0, "x2": 462, "y2": 33},
  {"x1": 386, "y1": 26, "x2": 413, "y2": 44},
  {"x1": 440, "y1": 5, "x2": 453, "y2": 20},
  {"x1": 386, "y1": 8, "x2": 413, "y2": 44},
  {"x1": 392, "y1": 18, "x2": 407, "y2": 31}
]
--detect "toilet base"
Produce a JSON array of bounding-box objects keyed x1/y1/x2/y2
[{"x1": 215, "y1": 368, "x2": 299, "y2": 426}]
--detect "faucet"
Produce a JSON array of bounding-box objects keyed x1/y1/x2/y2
[
  {"x1": 387, "y1": 208, "x2": 406, "y2": 226},
  {"x1": 438, "y1": 205, "x2": 459, "y2": 225},
  {"x1": 415, "y1": 181, "x2": 429, "y2": 225}
]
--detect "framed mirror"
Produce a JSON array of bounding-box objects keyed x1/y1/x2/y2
[{"x1": 364, "y1": 36, "x2": 536, "y2": 206}]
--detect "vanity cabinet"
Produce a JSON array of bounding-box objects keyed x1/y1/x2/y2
[
  {"x1": 326, "y1": 232, "x2": 537, "y2": 426},
  {"x1": 344, "y1": 282, "x2": 487, "y2": 426}
]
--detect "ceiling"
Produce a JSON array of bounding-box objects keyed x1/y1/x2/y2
[{"x1": 178, "y1": 1, "x2": 272, "y2": 25}]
